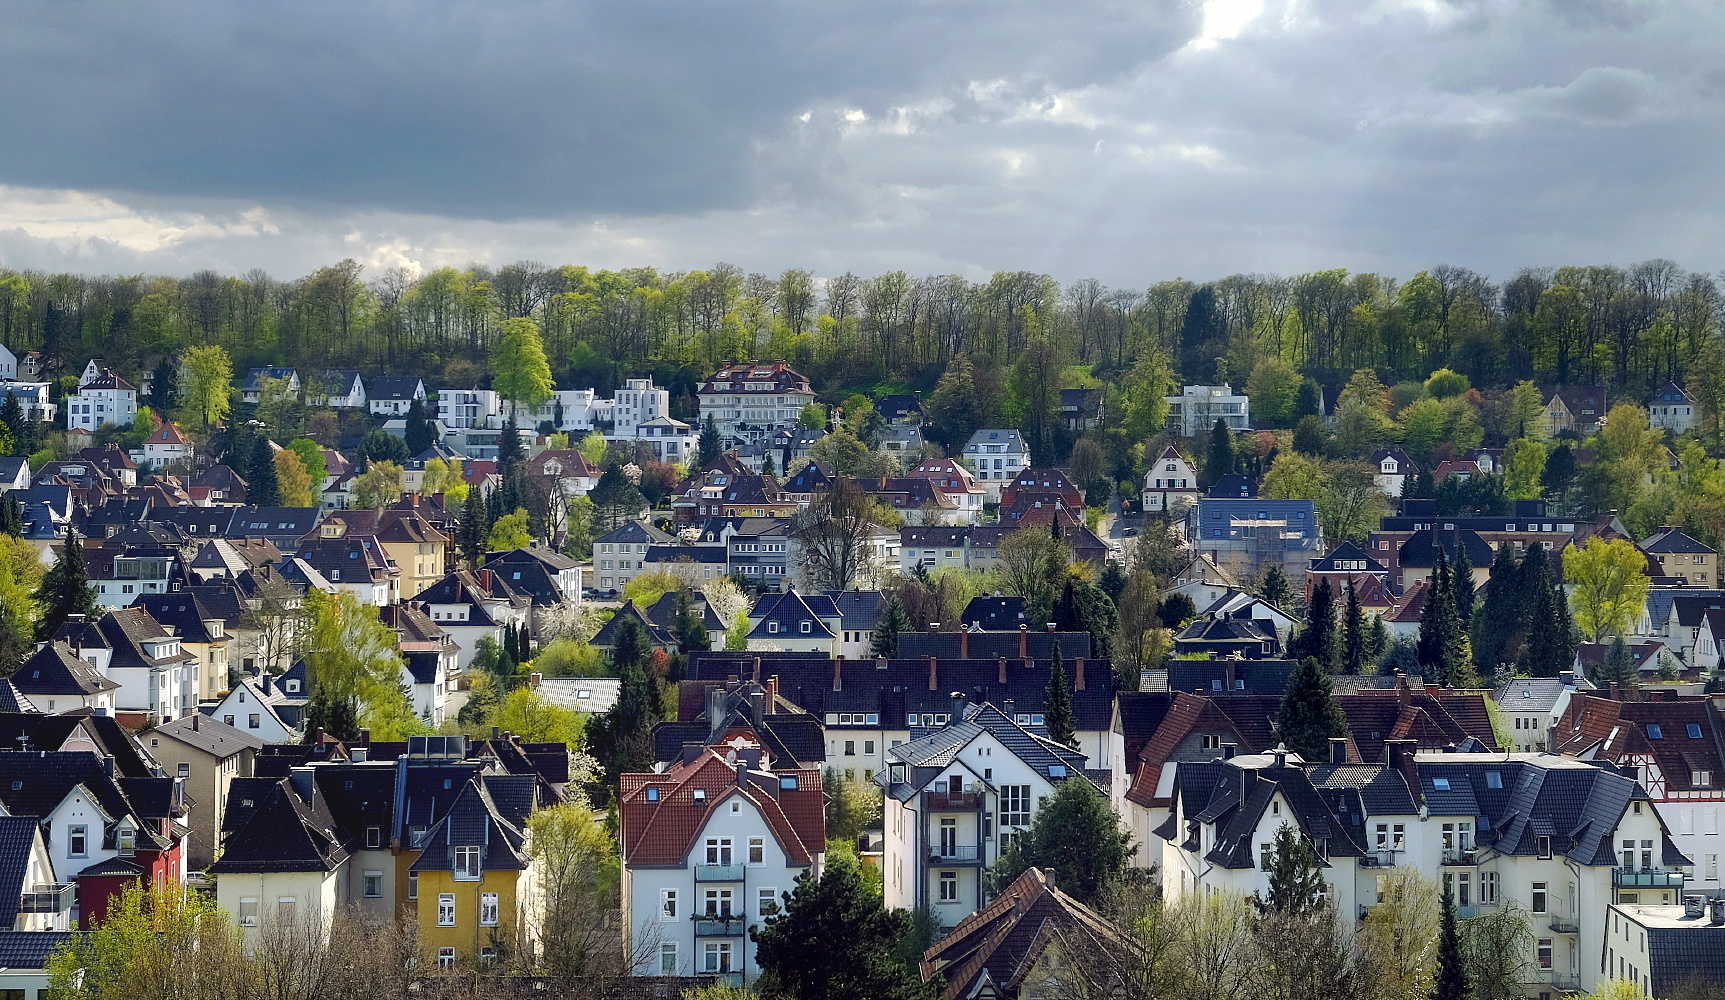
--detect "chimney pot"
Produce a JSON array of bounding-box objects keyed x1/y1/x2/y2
[
  {"x1": 1046, "y1": 622, "x2": 1056, "y2": 632},
  {"x1": 832, "y1": 659, "x2": 844, "y2": 692},
  {"x1": 530, "y1": 672, "x2": 542, "y2": 688},
  {"x1": 927, "y1": 621, "x2": 940, "y2": 633}
]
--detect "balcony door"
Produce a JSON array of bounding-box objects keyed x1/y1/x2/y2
[{"x1": 939, "y1": 818, "x2": 957, "y2": 857}]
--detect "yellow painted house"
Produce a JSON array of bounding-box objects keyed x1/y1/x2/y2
[{"x1": 409, "y1": 777, "x2": 540, "y2": 967}]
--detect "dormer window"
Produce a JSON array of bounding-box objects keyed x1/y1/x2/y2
[
  {"x1": 117, "y1": 827, "x2": 136, "y2": 856},
  {"x1": 455, "y1": 845, "x2": 481, "y2": 880}
]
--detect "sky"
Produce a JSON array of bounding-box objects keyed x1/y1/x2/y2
[{"x1": 0, "y1": 0, "x2": 1720, "y2": 287}]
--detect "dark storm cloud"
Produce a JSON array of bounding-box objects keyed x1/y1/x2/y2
[{"x1": 0, "y1": 0, "x2": 1198, "y2": 218}]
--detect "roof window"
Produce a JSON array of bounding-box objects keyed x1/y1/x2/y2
[
  {"x1": 1431, "y1": 777, "x2": 1451, "y2": 791},
  {"x1": 1689, "y1": 724, "x2": 1704, "y2": 739},
  {"x1": 1648, "y1": 724, "x2": 1663, "y2": 739}
]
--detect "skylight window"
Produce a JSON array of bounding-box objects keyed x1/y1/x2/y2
[
  {"x1": 1431, "y1": 778, "x2": 1451, "y2": 791},
  {"x1": 1648, "y1": 724, "x2": 1663, "y2": 739},
  {"x1": 1690, "y1": 724, "x2": 1704, "y2": 739},
  {"x1": 1485, "y1": 771, "x2": 1502, "y2": 789}
]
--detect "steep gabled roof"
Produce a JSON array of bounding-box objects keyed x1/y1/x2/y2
[
  {"x1": 208, "y1": 777, "x2": 351, "y2": 874},
  {"x1": 407, "y1": 777, "x2": 532, "y2": 874},
  {"x1": 619, "y1": 748, "x2": 824, "y2": 868},
  {"x1": 10, "y1": 641, "x2": 121, "y2": 696}
]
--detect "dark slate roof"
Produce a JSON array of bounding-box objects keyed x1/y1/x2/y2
[
  {"x1": 1308, "y1": 763, "x2": 1419, "y2": 815},
  {"x1": 407, "y1": 778, "x2": 530, "y2": 874},
  {"x1": 1155, "y1": 754, "x2": 1366, "y2": 869},
  {"x1": 748, "y1": 590, "x2": 838, "y2": 640},
  {"x1": 1167, "y1": 658, "x2": 1294, "y2": 695},
  {"x1": 643, "y1": 591, "x2": 727, "y2": 633},
  {"x1": 153, "y1": 714, "x2": 265, "y2": 757},
  {"x1": 1398, "y1": 528, "x2": 1496, "y2": 569},
  {"x1": 960, "y1": 596, "x2": 1026, "y2": 630},
  {"x1": 0, "y1": 930, "x2": 73, "y2": 969},
  {"x1": 825, "y1": 590, "x2": 886, "y2": 631},
  {"x1": 207, "y1": 777, "x2": 351, "y2": 874},
  {"x1": 687, "y1": 652, "x2": 1114, "y2": 735},
  {"x1": 132, "y1": 593, "x2": 227, "y2": 644},
  {"x1": 646, "y1": 544, "x2": 727, "y2": 566},
  {"x1": 368, "y1": 375, "x2": 424, "y2": 400},
  {"x1": 10, "y1": 640, "x2": 121, "y2": 696},
  {"x1": 0, "y1": 752, "x2": 173, "y2": 851},
  {"x1": 591, "y1": 600, "x2": 676, "y2": 649},
  {"x1": 1643, "y1": 529, "x2": 1714, "y2": 555},
  {"x1": 220, "y1": 776, "x2": 283, "y2": 837},
  {"x1": 1644, "y1": 916, "x2": 1725, "y2": 996},
  {"x1": 1310, "y1": 540, "x2": 1388, "y2": 574},
  {"x1": 593, "y1": 520, "x2": 675, "y2": 547},
  {"x1": 896, "y1": 631, "x2": 1093, "y2": 659},
  {"x1": 0, "y1": 713, "x2": 155, "y2": 777},
  {"x1": 0, "y1": 815, "x2": 39, "y2": 928},
  {"x1": 1206, "y1": 475, "x2": 1259, "y2": 499},
  {"x1": 882, "y1": 703, "x2": 1094, "y2": 796}
]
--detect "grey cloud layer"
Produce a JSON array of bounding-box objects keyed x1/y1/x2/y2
[{"x1": 0, "y1": 0, "x2": 1721, "y2": 282}]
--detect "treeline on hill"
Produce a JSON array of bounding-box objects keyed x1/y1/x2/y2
[{"x1": 2, "y1": 258, "x2": 1720, "y2": 406}]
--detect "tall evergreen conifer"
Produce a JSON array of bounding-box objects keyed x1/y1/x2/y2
[
  {"x1": 1293, "y1": 577, "x2": 1338, "y2": 671},
  {"x1": 1599, "y1": 635, "x2": 1638, "y2": 693},
  {"x1": 1342, "y1": 580, "x2": 1366, "y2": 675},
  {"x1": 1419, "y1": 549, "x2": 1463, "y2": 684},
  {"x1": 1453, "y1": 544, "x2": 1475, "y2": 630},
  {"x1": 404, "y1": 398, "x2": 435, "y2": 455},
  {"x1": 249, "y1": 435, "x2": 282, "y2": 507},
  {"x1": 33, "y1": 523, "x2": 96, "y2": 641},
  {"x1": 697, "y1": 416, "x2": 721, "y2": 468},
  {"x1": 1472, "y1": 543, "x2": 1525, "y2": 670},
  {"x1": 1044, "y1": 643, "x2": 1078, "y2": 749},
  {"x1": 870, "y1": 595, "x2": 911, "y2": 658},
  {"x1": 1433, "y1": 887, "x2": 1469, "y2": 1000},
  {"x1": 1207, "y1": 418, "x2": 1235, "y2": 484},
  {"x1": 1276, "y1": 655, "x2": 1348, "y2": 761}
]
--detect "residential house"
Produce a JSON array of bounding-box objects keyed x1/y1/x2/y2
[
  {"x1": 526, "y1": 448, "x2": 602, "y2": 499},
  {"x1": 745, "y1": 590, "x2": 839, "y2": 653},
  {"x1": 409, "y1": 775, "x2": 540, "y2": 967},
  {"x1": 1370, "y1": 448, "x2": 1416, "y2": 498},
  {"x1": 0, "y1": 381, "x2": 57, "y2": 422},
  {"x1": 918, "y1": 866, "x2": 1132, "y2": 1000},
  {"x1": 960, "y1": 429, "x2": 1029, "y2": 497},
  {"x1": 368, "y1": 376, "x2": 427, "y2": 418},
  {"x1": 655, "y1": 679, "x2": 827, "y2": 772},
  {"x1": 309, "y1": 370, "x2": 366, "y2": 409},
  {"x1": 1165, "y1": 383, "x2": 1250, "y2": 438},
  {"x1": 207, "y1": 672, "x2": 299, "y2": 743},
  {"x1": 620, "y1": 743, "x2": 825, "y2": 984},
  {"x1": 1643, "y1": 529, "x2": 1715, "y2": 587},
  {"x1": 0, "y1": 456, "x2": 29, "y2": 493},
  {"x1": 635, "y1": 415, "x2": 699, "y2": 463},
  {"x1": 437, "y1": 387, "x2": 502, "y2": 429},
  {"x1": 999, "y1": 468, "x2": 1084, "y2": 512},
  {"x1": 55, "y1": 608, "x2": 200, "y2": 725},
  {"x1": 671, "y1": 468, "x2": 798, "y2": 523},
  {"x1": 1172, "y1": 616, "x2": 1281, "y2": 659},
  {"x1": 409, "y1": 568, "x2": 532, "y2": 672},
  {"x1": 8, "y1": 640, "x2": 120, "y2": 716},
  {"x1": 1112, "y1": 690, "x2": 1253, "y2": 866},
  {"x1": 0, "y1": 816, "x2": 67, "y2": 932},
  {"x1": 0, "y1": 343, "x2": 15, "y2": 379},
  {"x1": 1368, "y1": 498, "x2": 1579, "y2": 589},
  {"x1": 1544, "y1": 386, "x2": 1608, "y2": 437},
  {"x1": 133, "y1": 592, "x2": 231, "y2": 704},
  {"x1": 611, "y1": 377, "x2": 672, "y2": 438},
  {"x1": 141, "y1": 714, "x2": 263, "y2": 869},
  {"x1": 901, "y1": 459, "x2": 987, "y2": 524},
  {"x1": 0, "y1": 751, "x2": 184, "y2": 930},
  {"x1": 1493, "y1": 673, "x2": 1588, "y2": 752},
  {"x1": 65, "y1": 370, "x2": 138, "y2": 432},
  {"x1": 241, "y1": 367, "x2": 299, "y2": 404},
  {"x1": 380, "y1": 603, "x2": 457, "y2": 726},
  {"x1": 1396, "y1": 528, "x2": 1496, "y2": 593},
  {"x1": 960, "y1": 597, "x2": 1026, "y2": 631},
  {"x1": 696, "y1": 360, "x2": 817, "y2": 448},
  {"x1": 1141, "y1": 446, "x2": 1200, "y2": 514},
  {"x1": 210, "y1": 773, "x2": 349, "y2": 941},
  {"x1": 295, "y1": 532, "x2": 398, "y2": 606},
  {"x1": 1305, "y1": 540, "x2": 1391, "y2": 599},
  {"x1": 484, "y1": 545, "x2": 582, "y2": 611},
  {"x1": 1059, "y1": 388, "x2": 1104, "y2": 431},
  {"x1": 1553, "y1": 693, "x2": 1725, "y2": 897},
  {"x1": 876, "y1": 394, "x2": 924, "y2": 425},
  {"x1": 1185, "y1": 497, "x2": 1323, "y2": 581},
  {"x1": 878, "y1": 700, "x2": 1096, "y2": 920},
  {"x1": 1650, "y1": 382, "x2": 1697, "y2": 434},
  {"x1": 1606, "y1": 901, "x2": 1725, "y2": 996},
  {"x1": 594, "y1": 520, "x2": 677, "y2": 593}
]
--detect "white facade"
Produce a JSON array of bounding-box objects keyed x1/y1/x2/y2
[
  {"x1": 1650, "y1": 384, "x2": 1697, "y2": 435},
  {"x1": 630, "y1": 416, "x2": 697, "y2": 463},
  {"x1": 0, "y1": 381, "x2": 56, "y2": 422},
  {"x1": 1141, "y1": 449, "x2": 1200, "y2": 514},
  {"x1": 625, "y1": 792, "x2": 812, "y2": 982},
  {"x1": 66, "y1": 374, "x2": 138, "y2": 432},
  {"x1": 216, "y1": 869, "x2": 341, "y2": 945},
  {"x1": 696, "y1": 362, "x2": 817, "y2": 446},
  {"x1": 43, "y1": 786, "x2": 143, "y2": 884},
  {"x1": 209, "y1": 679, "x2": 295, "y2": 743},
  {"x1": 0, "y1": 344, "x2": 15, "y2": 380},
  {"x1": 1166, "y1": 384, "x2": 1251, "y2": 438},
  {"x1": 438, "y1": 389, "x2": 503, "y2": 429},
  {"x1": 74, "y1": 630, "x2": 193, "y2": 724},
  {"x1": 613, "y1": 378, "x2": 671, "y2": 438},
  {"x1": 93, "y1": 552, "x2": 178, "y2": 609},
  {"x1": 961, "y1": 429, "x2": 1029, "y2": 497}
]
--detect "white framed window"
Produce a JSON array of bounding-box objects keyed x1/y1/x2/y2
[
  {"x1": 660, "y1": 942, "x2": 678, "y2": 974},
  {"x1": 68, "y1": 825, "x2": 87, "y2": 857},
  {"x1": 407, "y1": 872, "x2": 418, "y2": 899},
  {"x1": 1000, "y1": 785, "x2": 1031, "y2": 828},
  {"x1": 364, "y1": 871, "x2": 383, "y2": 897},
  {"x1": 703, "y1": 941, "x2": 734, "y2": 973},
  {"x1": 480, "y1": 892, "x2": 499, "y2": 926},
  {"x1": 1531, "y1": 882, "x2": 1547, "y2": 914},
  {"x1": 757, "y1": 886, "x2": 780, "y2": 917},
  {"x1": 438, "y1": 893, "x2": 456, "y2": 926},
  {"x1": 705, "y1": 838, "x2": 733, "y2": 865},
  {"x1": 939, "y1": 871, "x2": 958, "y2": 902},
  {"x1": 704, "y1": 888, "x2": 734, "y2": 916},
  {"x1": 238, "y1": 897, "x2": 258, "y2": 927},
  {"x1": 455, "y1": 845, "x2": 481, "y2": 879},
  {"x1": 748, "y1": 837, "x2": 764, "y2": 864},
  {"x1": 661, "y1": 889, "x2": 678, "y2": 920},
  {"x1": 437, "y1": 947, "x2": 455, "y2": 968}
]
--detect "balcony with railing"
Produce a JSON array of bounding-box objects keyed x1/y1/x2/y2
[
  {"x1": 695, "y1": 863, "x2": 746, "y2": 882},
  {"x1": 693, "y1": 913, "x2": 748, "y2": 936},
  {"x1": 928, "y1": 845, "x2": 983, "y2": 865},
  {"x1": 1441, "y1": 848, "x2": 1478, "y2": 865},
  {"x1": 19, "y1": 883, "x2": 75, "y2": 914},
  {"x1": 922, "y1": 790, "x2": 984, "y2": 811},
  {"x1": 1548, "y1": 916, "x2": 1580, "y2": 934},
  {"x1": 1613, "y1": 868, "x2": 1685, "y2": 889},
  {"x1": 1533, "y1": 970, "x2": 1580, "y2": 991},
  {"x1": 706, "y1": 973, "x2": 745, "y2": 988}
]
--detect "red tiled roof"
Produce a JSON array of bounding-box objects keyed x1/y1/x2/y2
[{"x1": 619, "y1": 748, "x2": 823, "y2": 867}]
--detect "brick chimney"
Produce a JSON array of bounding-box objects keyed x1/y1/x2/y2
[
  {"x1": 832, "y1": 659, "x2": 843, "y2": 692},
  {"x1": 752, "y1": 657, "x2": 762, "y2": 683},
  {"x1": 1074, "y1": 657, "x2": 1086, "y2": 691},
  {"x1": 998, "y1": 656, "x2": 1007, "y2": 684},
  {"x1": 960, "y1": 630, "x2": 969, "y2": 658},
  {"x1": 928, "y1": 655, "x2": 938, "y2": 692},
  {"x1": 1019, "y1": 624, "x2": 1028, "y2": 657},
  {"x1": 480, "y1": 568, "x2": 493, "y2": 593}
]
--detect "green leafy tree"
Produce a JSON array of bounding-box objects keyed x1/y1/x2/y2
[
  {"x1": 351, "y1": 460, "x2": 404, "y2": 510},
  {"x1": 987, "y1": 777, "x2": 1130, "y2": 906},
  {"x1": 360, "y1": 428, "x2": 410, "y2": 465},
  {"x1": 798, "y1": 403, "x2": 826, "y2": 430},
  {"x1": 287, "y1": 437, "x2": 328, "y2": 494},
  {"x1": 493, "y1": 316, "x2": 555, "y2": 410},
  {"x1": 529, "y1": 798, "x2": 620, "y2": 979},
  {"x1": 1459, "y1": 901, "x2": 1532, "y2": 1000},
  {"x1": 752, "y1": 848, "x2": 937, "y2": 1000},
  {"x1": 45, "y1": 882, "x2": 242, "y2": 999},
  {"x1": 1275, "y1": 656, "x2": 1348, "y2": 762},
  {"x1": 33, "y1": 523, "x2": 97, "y2": 641},
  {"x1": 303, "y1": 588, "x2": 426, "y2": 740},
  {"x1": 488, "y1": 507, "x2": 532, "y2": 551},
  {"x1": 1255, "y1": 822, "x2": 1328, "y2": 915},
  {"x1": 1045, "y1": 642, "x2": 1077, "y2": 749},
  {"x1": 492, "y1": 686, "x2": 587, "y2": 747},
  {"x1": 725, "y1": 609, "x2": 750, "y2": 651},
  {"x1": 178, "y1": 344, "x2": 233, "y2": 429},
  {"x1": 1246, "y1": 356, "x2": 1301, "y2": 425},
  {"x1": 926, "y1": 353, "x2": 988, "y2": 452},
  {"x1": 1294, "y1": 379, "x2": 1323, "y2": 419},
  {"x1": 1502, "y1": 437, "x2": 1546, "y2": 500},
  {"x1": 586, "y1": 617, "x2": 665, "y2": 790},
  {"x1": 824, "y1": 767, "x2": 885, "y2": 843},
  {"x1": 1293, "y1": 415, "x2": 1328, "y2": 456},
  {"x1": 1564, "y1": 536, "x2": 1652, "y2": 642},
  {"x1": 871, "y1": 594, "x2": 911, "y2": 657},
  {"x1": 673, "y1": 588, "x2": 712, "y2": 653}
]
